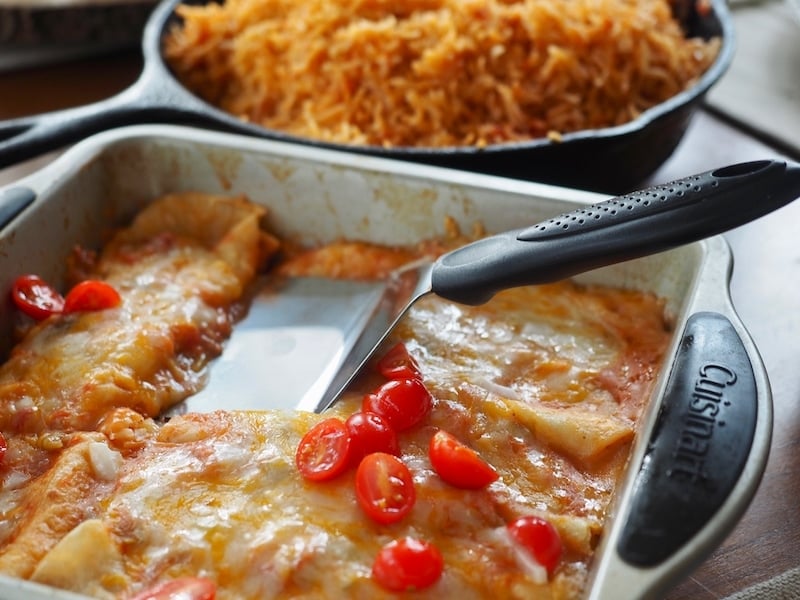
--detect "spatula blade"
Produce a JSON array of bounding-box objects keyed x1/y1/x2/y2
[
  {"x1": 304, "y1": 261, "x2": 434, "y2": 413},
  {"x1": 174, "y1": 276, "x2": 388, "y2": 414}
]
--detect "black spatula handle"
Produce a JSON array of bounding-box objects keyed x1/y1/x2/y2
[{"x1": 432, "y1": 159, "x2": 800, "y2": 305}]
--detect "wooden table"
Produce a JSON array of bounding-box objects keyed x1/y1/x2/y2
[{"x1": 1, "y1": 33, "x2": 799, "y2": 600}]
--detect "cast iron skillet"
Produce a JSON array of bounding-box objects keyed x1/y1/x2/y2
[{"x1": 0, "y1": 0, "x2": 734, "y2": 192}]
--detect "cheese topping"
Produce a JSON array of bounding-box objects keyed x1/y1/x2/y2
[{"x1": 0, "y1": 193, "x2": 672, "y2": 599}]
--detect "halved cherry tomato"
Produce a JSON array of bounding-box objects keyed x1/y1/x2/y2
[
  {"x1": 128, "y1": 576, "x2": 216, "y2": 600},
  {"x1": 11, "y1": 274, "x2": 65, "y2": 320},
  {"x1": 362, "y1": 378, "x2": 432, "y2": 432},
  {"x1": 295, "y1": 417, "x2": 352, "y2": 482},
  {"x1": 372, "y1": 537, "x2": 443, "y2": 592},
  {"x1": 507, "y1": 515, "x2": 563, "y2": 575},
  {"x1": 428, "y1": 429, "x2": 499, "y2": 489},
  {"x1": 355, "y1": 452, "x2": 415, "y2": 524},
  {"x1": 63, "y1": 280, "x2": 121, "y2": 314},
  {"x1": 345, "y1": 412, "x2": 400, "y2": 466},
  {"x1": 376, "y1": 342, "x2": 421, "y2": 381}
]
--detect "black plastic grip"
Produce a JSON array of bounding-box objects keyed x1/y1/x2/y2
[
  {"x1": 516, "y1": 161, "x2": 773, "y2": 241},
  {"x1": 431, "y1": 160, "x2": 800, "y2": 305},
  {"x1": 617, "y1": 312, "x2": 757, "y2": 566}
]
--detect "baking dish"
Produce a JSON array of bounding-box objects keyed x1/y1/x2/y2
[{"x1": 0, "y1": 125, "x2": 772, "y2": 599}]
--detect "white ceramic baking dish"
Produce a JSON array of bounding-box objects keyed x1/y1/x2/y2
[{"x1": 0, "y1": 125, "x2": 772, "y2": 600}]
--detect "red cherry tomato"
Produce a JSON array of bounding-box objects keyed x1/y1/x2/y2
[
  {"x1": 428, "y1": 429, "x2": 499, "y2": 489},
  {"x1": 372, "y1": 537, "x2": 444, "y2": 592},
  {"x1": 507, "y1": 515, "x2": 563, "y2": 575},
  {"x1": 11, "y1": 274, "x2": 65, "y2": 320},
  {"x1": 345, "y1": 412, "x2": 400, "y2": 466},
  {"x1": 295, "y1": 417, "x2": 352, "y2": 482},
  {"x1": 376, "y1": 342, "x2": 421, "y2": 381},
  {"x1": 63, "y1": 280, "x2": 121, "y2": 314},
  {"x1": 362, "y1": 378, "x2": 432, "y2": 432},
  {"x1": 355, "y1": 452, "x2": 415, "y2": 524},
  {"x1": 128, "y1": 576, "x2": 216, "y2": 600},
  {"x1": 0, "y1": 433, "x2": 6, "y2": 465}
]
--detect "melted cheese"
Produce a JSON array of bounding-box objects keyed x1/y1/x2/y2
[
  {"x1": 0, "y1": 194, "x2": 275, "y2": 440},
  {"x1": 0, "y1": 193, "x2": 277, "y2": 559},
  {"x1": 30, "y1": 411, "x2": 587, "y2": 599},
  {"x1": 0, "y1": 198, "x2": 672, "y2": 600},
  {"x1": 0, "y1": 194, "x2": 275, "y2": 435}
]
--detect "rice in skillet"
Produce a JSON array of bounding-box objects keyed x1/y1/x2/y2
[{"x1": 164, "y1": 0, "x2": 720, "y2": 148}]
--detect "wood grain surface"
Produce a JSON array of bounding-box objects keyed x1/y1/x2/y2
[{"x1": 705, "y1": 0, "x2": 800, "y2": 157}]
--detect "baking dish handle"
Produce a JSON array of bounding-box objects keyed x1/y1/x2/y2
[
  {"x1": 617, "y1": 311, "x2": 758, "y2": 565},
  {"x1": 0, "y1": 186, "x2": 36, "y2": 230},
  {"x1": 587, "y1": 309, "x2": 769, "y2": 600}
]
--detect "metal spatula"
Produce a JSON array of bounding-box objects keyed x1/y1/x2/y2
[
  {"x1": 304, "y1": 159, "x2": 800, "y2": 412},
  {"x1": 185, "y1": 159, "x2": 800, "y2": 415}
]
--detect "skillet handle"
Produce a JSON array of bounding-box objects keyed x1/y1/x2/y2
[
  {"x1": 0, "y1": 69, "x2": 210, "y2": 170},
  {"x1": 0, "y1": 89, "x2": 148, "y2": 169},
  {"x1": 431, "y1": 159, "x2": 800, "y2": 305}
]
